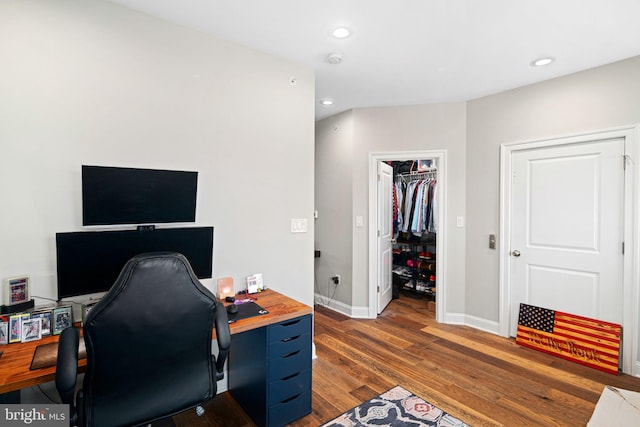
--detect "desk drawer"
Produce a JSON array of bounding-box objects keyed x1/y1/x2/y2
[
  {"x1": 268, "y1": 339, "x2": 311, "y2": 379},
  {"x1": 269, "y1": 315, "x2": 311, "y2": 343},
  {"x1": 268, "y1": 368, "x2": 311, "y2": 405},
  {"x1": 270, "y1": 332, "x2": 310, "y2": 360},
  {"x1": 268, "y1": 389, "x2": 311, "y2": 427}
]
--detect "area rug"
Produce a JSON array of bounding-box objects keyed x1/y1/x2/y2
[{"x1": 320, "y1": 385, "x2": 470, "y2": 427}]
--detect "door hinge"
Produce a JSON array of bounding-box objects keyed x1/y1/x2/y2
[
  {"x1": 622, "y1": 241, "x2": 625, "y2": 255},
  {"x1": 377, "y1": 286, "x2": 380, "y2": 293}
]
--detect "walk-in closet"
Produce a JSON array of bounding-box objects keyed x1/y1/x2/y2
[{"x1": 389, "y1": 160, "x2": 438, "y2": 310}]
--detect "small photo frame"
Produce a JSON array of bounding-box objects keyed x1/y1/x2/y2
[
  {"x1": 246, "y1": 273, "x2": 263, "y2": 294},
  {"x1": 31, "y1": 310, "x2": 53, "y2": 336},
  {"x1": 21, "y1": 318, "x2": 42, "y2": 343},
  {"x1": 53, "y1": 306, "x2": 73, "y2": 335},
  {"x1": 0, "y1": 320, "x2": 8, "y2": 345},
  {"x1": 4, "y1": 276, "x2": 30, "y2": 306},
  {"x1": 9, "y1": 313, "x2": 25, "y2": 343}
]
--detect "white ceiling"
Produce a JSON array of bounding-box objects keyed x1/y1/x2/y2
[{"x1": 106, "y1": 0, "x2": 640, "y2": 121}]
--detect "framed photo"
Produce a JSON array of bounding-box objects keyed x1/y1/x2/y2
[
  {"x1": 0, "y1": 320, "x2": 8, "y2": 345},
  {"x1": 9, "y1": 313, "x2": 23, "y2": 343},
  {"x1": 4, "y1": 276, "x2": 30, "y2": 306},
  {"x1": 21, "y1": 318, "x2": 42, "y2": 343},
  {"x1": 53, "y1": 306, "x2": 72, "y2": 335},
  {"x1": 246, "y1": 273, "x2": 263, "y2": 294},
  {"x1": 31, "y1": 310, "x2": 52, "y2": 336}
]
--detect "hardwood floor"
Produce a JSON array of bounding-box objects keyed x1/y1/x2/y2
[{"x1": 174, "y1": 294, "x2": 640, "y2": 426}]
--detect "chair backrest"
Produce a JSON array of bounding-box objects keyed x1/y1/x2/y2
[{"x1": 81, "y1": 252, "x2": 219, "y2": 427}]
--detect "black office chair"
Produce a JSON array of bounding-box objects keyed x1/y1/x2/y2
[{"x1": 55, "y1": 252, "x2": 231, "y2": 427}]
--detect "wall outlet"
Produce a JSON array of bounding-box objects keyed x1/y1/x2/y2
[{"x1": 332, "y1": 274, "x2": 341, "y2": 285}]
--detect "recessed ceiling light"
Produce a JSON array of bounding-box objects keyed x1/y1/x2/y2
[
  {"x1": 531, "y1": 57, "x2": 554, "y2": 67},
  {"x1": 320, "y1": 99, "x2": 334, "y2": 105},
  {"x1": 332, "y1": 27, "x2": 351, "y2": 39}
]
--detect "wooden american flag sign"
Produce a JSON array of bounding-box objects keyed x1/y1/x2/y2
[{"x1": 516, "y1": 303, "x2": 621, "y2": 375}]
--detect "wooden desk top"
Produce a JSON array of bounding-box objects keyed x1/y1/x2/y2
[
  {"x1": 0, "y1": 331, "x2": 88, "y2": 395},
  {"x1": 224, "y1": 289, "x2": 312, "y2": 335},
  {"x1": 0, "y1": 289, "x2": 311, "y2": 395}
]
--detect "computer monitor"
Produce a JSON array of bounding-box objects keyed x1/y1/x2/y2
[{"x1": 56, "y1": 227, "x2": 213, "y2": 300}]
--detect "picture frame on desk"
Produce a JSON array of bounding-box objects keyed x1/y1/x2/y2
[
  {"x1": 0, "y1": 320, "x2": 8, "y2": 345},
  {"x1": 4, "y1": 276, "x2": 30, "y2": 306},
  {"x1": 9, "y1": 314, "x2": 23, "y2": 343},
  {"x1": 246, "y1": 273, "x2": 263, "y2": 294},
  {"x1": 31, "y1": 310, "x2": 52, "y2": 336},
  {"x1": 21, "y1": 318, "x2": 42, "y2": 343},
  {"x1": 53, "y1": 306, "x2": 72, "y2": 335}
]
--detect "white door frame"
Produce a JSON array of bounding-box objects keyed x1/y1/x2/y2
[
  {"x1": 368, "y1": 150, "x2": 447, "y2": 322},
  {"x1": 499, "y1": 125, "x2": 639, "y2": 375}
]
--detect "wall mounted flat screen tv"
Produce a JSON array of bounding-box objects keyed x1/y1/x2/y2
[
  {"x1": 82, "y1": 165, "x2": 198, "y2": 226},
  {"x1": 56, "y1": 227, "x2": 213, "y2": 300}
]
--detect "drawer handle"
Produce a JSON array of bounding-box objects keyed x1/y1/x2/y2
[
  {"x1": 281, "y1": 319, "x2": 301, "y2": 327},
  {"x1": 280, "y1": 393, "x2": 301, "y2": 404},
  {"x1": 282, "y1": 334, "x2": 301, "y2": 343},
  {"x1": 281, "y1": 372, "x2": 300, "y2": 381},
  {"x1": 282, "y1": 350, "x2": 300, "y2": 359}
]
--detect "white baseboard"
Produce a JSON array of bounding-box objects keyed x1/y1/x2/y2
[
  {"x1": 463, "y1": 314, "x2": 501, "y2": 335},
  {"x1": 314, "y1": 292, "x2": 371, "y2": 318},
  {"x1": 442, "y1": 312, "x2": 465, "y2": 325},
  {"x1": 314, "y1": 296, "x2": 503, "y2": 337}
]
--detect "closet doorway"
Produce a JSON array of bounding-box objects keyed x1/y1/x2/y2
[{"x1": 368, "y1": 150, "x2": 447, "y2": 322}]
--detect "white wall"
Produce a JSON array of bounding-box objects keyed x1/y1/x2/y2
[
  {"x1": 314, "y1": 111, "x2": 354, "y2": 307},
  {"x1": 315, "y1": 103, "x2": 467, "y2": 315},
  {"x1": 0, "y1": 0, "x2": 315, "y2": 308},
  {"x1": 465, "y1": 55, "x2": 640, "y2": 323}
]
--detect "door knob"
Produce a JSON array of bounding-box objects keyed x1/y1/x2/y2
[{"x1": 512, "y1": 250, "x2": 521, "y2": 257}]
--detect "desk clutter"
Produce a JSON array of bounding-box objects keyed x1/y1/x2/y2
[{"x1": 0, "y1": 303, "x2": 80, "y2": 346}]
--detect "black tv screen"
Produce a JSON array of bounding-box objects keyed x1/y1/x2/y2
[
  {"x1": 82, "y1": 165, "x2": 198, "y2": 226},
  {"x1": 56, "y1": 227, "x2": 213, "y2": 300}
]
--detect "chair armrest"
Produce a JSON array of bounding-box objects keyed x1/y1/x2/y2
[
  {"x1": 214, "y1": 301, "x2": 230, "y2": 380},
  {"x1": 55, "y1": 327, "x2": 79, "y2": 406}
]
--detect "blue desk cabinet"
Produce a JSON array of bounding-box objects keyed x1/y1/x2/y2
[{"x1": 229, "y1": 314, "x2": 312, "y2": 426}]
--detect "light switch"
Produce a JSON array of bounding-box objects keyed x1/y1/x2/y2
[
  {"x1": 355, "y1": 216, "x2": 364, "y2": 227},
  {"x1": 291, "y1": 218, "x2": 308, "y2": 233},
  {"x1": 456, "y1": 216, "x2": 464, "y2": 228}
]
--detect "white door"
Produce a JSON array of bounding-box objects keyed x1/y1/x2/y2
[
  {"x1": 377, "y1": 162, "x2": 394, "y2": 314},
  {"x1": 509, "y1": 138, "x2": 625, "y2": 336}
]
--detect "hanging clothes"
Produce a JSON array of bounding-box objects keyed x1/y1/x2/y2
[{"x1": 393, "y1": 173, "x2": 437, "y2": 237}]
